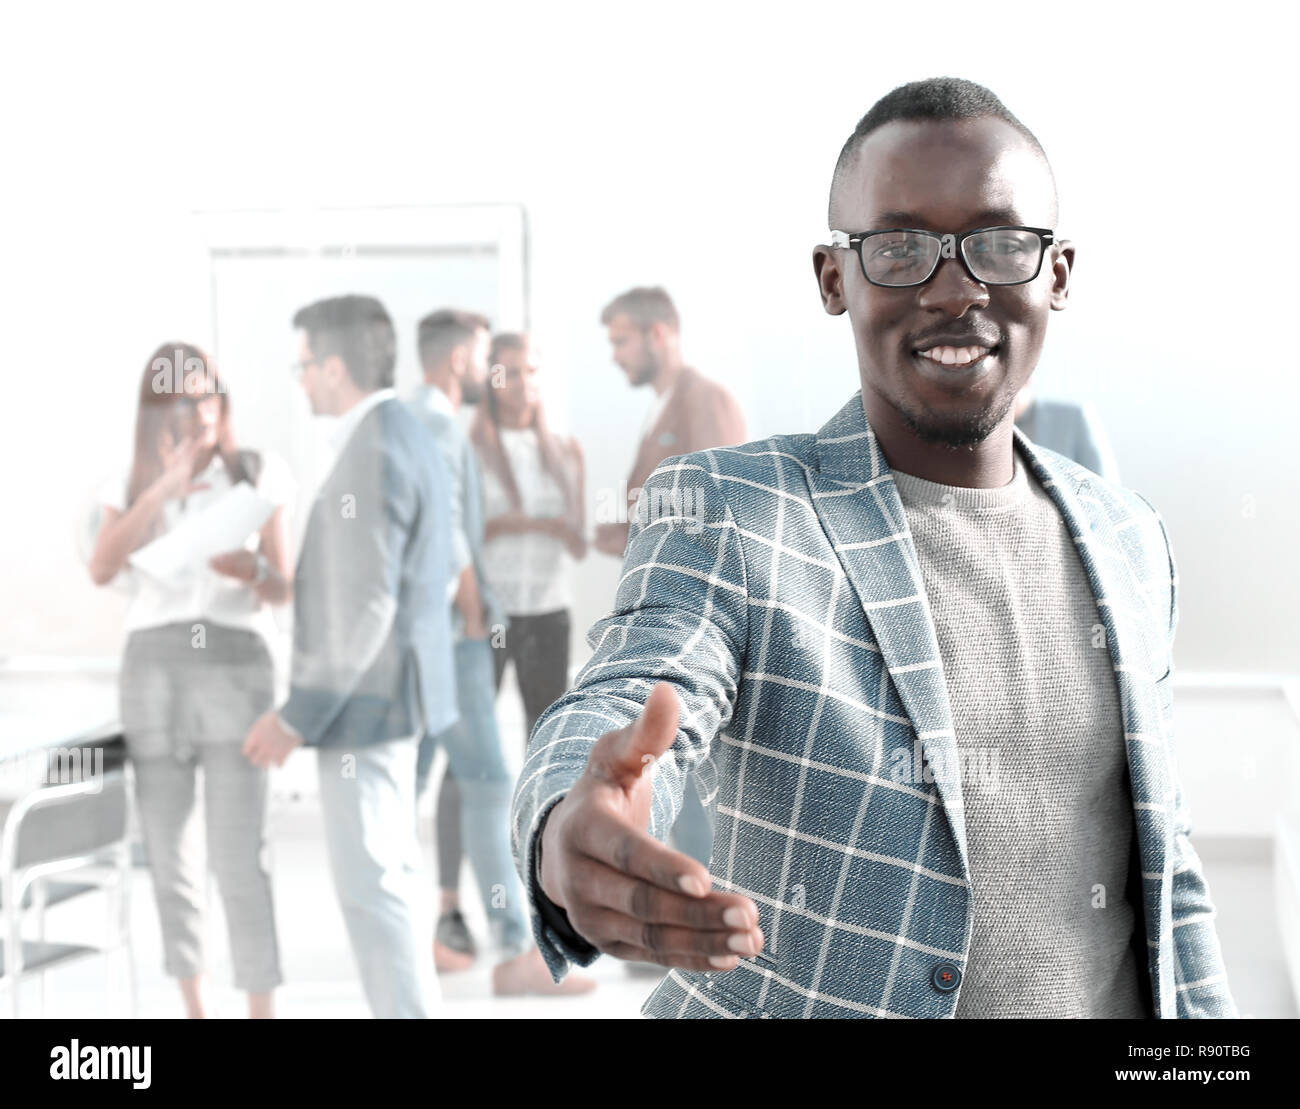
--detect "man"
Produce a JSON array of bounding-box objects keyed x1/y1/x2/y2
[
  {"x1": 594, "y1": 287, "x2": 747, "y2": 559},
  {"x1": 408, "y1": 308, "x2": 594, "y2": 996},
  {"x1": 243, "y1": 294, "x2": 454, "y2": 1019},
  {"x1": 411, "y1": 308, "x2": 498, "y2": 970},
  {"x1": 511, "y1": 78, "x2": 1237, "y2": 1019},
  {"x1": 594, "y1": 287, "x2": 748, "y2": 877}
]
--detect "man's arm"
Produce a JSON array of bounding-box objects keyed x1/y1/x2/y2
[
  {"x1": 1152, "y1": 507, "x2": 1239, "y2": 1018},
  {"x1": 511, "y1": 453, "x2": 751, "y2": 978}
]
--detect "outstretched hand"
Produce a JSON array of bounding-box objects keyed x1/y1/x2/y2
[{"x1": 538, "y1": 682, "x2": 763, "y2": 971}]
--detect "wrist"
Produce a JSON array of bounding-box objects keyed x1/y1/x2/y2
[
  {"x1": 537, "y1": 802, "x2": 565, "y2": 907},
  {"x1": 253, "y1": 553, "x2": 269, "y2": 585}
]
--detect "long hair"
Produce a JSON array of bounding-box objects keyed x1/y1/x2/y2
[
  {"x1": 470, "y1": 333, "x2": 574, "y2": 514},
  {"x1": 125, "y1": 342, "x2": 256, "y2": 511}
]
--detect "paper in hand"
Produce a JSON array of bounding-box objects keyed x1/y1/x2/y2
[{"x1": 130, "y1": 482, "x2": 274, "y2": 581}]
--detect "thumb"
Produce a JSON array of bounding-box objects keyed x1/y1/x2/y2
[{"x1": 591, "y1": 682, "x2": 680, "y2": 787}]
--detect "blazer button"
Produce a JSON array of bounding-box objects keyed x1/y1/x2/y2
[{"x1": 931, "y1": 963, "x2": 961, "y2": 992}]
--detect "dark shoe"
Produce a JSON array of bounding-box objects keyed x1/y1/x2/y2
[{"x1": 436, "y1": 908, "x2": 477, "y2": 957}]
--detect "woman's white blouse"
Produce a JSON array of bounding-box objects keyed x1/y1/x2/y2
[
  {"x1": 478, "y1": 427, "x2": 574, "y2": 616},
  {"x1": 99, "y1": 450, "x2": 295, "y2": 642}
]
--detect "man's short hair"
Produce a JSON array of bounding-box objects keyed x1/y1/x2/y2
[
  {"x1": 417, "y1": 308, "x2": 490, "y2": 371},
  {"x1": 598, "y1": 286, "x2": 680, "y2": 333},
  {"x1": 829, "y1": 77, "x2": 1050, "y2": 226},
  {"x1": 292, "y1": 294, "x2": 396, "y2": 391}
]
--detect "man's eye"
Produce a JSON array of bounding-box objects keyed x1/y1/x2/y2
[
  {"x1": 872, "y1": 241, "x2": 923, "y2": 261},
  {"x1": 970, "y1": 238, "x2": 1030, "y2": 255}
]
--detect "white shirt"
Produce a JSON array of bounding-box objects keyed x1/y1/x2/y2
[
  {"x1": 639, "y1": 380, "x2": 676, "y2": 442},
  {"x1": 479, "y1": 427, "x2": 574, "y2": 616},
  {"x1": 99, "y1": 449, "x2": 296, "y2": 642},
  {"x1": 329, "y1": 387, "x2": 395, "y2": 453}
]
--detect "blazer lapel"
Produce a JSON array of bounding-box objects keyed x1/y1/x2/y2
[
  {"x1": 807, "y1": 392, "x2": 969, "y2": 874},
  {"x1": 1014, "y1": 431, "x2": 1172, "y2": 888}
]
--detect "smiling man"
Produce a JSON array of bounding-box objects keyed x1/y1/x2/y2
[{"x1": 510, "y1": 78, "x2": 1237, "y2": 1019}]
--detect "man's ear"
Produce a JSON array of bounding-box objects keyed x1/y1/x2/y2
[
  {"x1": 813, "y1": 245, "x2": 847, "y2": 316},
  {"x1": 449, "y1": 344, "x2": 468, "y2": 377},
  {"x1": 1049, "y1": 240, "x2": 1074, "y2": 311},
  {"x1": 321, "y1": 353, "x2": 350, "y2": 390}
]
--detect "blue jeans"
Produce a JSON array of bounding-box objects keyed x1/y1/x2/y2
[{"x1": 416, "y1": 637, "x2": 529, "y2": 955}]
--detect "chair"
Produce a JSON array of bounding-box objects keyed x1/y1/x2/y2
[{"x1": 0, "y1": 744, "x2": 136, "y2": 1018}]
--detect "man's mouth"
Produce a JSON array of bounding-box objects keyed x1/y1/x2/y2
[{"x1": 913, "y1": 343, "x2": 996, "y2": 369}]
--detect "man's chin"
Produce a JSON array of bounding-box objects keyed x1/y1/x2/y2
[{"x1": 898, "y1": 400, "x2": 1011, "y2": 449}]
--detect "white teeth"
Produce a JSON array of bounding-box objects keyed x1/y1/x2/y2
[{"x1": 918, "y1": 345, "x2": 990, "y2": 367}]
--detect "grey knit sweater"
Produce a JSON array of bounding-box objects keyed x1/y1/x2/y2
[{"x1": 891, "y1": 448, "x2": 1147, "y2": 1019}]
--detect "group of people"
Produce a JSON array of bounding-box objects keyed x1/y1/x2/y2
[{"x1": 88, "y1": 286, "x2": 747, "y2": 1018}]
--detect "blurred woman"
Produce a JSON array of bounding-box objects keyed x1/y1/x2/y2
[
  {"x1": 88, "y1": 342, "x2": 293, "y2": 1019},
  {"x1": 471, "y1": 333, "x2": 586, "y2": 746}
]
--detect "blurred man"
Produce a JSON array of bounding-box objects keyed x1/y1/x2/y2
[
  {"x1": 409, "y1": 308, "x2": 594, "y2": 996},
  {"x1": 594, "y1": 287, "x2": 747, "y2": 558},
  {"x1": 595, "y1": 286, "x2": 748, "y2": 883},
  {"x1": 411, "y1": 308, "x2": 497, "y2": 969},
  {"x1": 244, "y1": 294, "x2": 454, "y2": 1018},
  {"x1": 512, "y1": 79, "x2": 1237, "y2": 1020}
]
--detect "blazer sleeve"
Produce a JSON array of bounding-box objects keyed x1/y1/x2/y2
[
  {"x1": 1153, "y1": 509, "x2": 1239, "y2": 1018},
  {"x1": 279, "y1": 442, "x2": 413, "y2": 746},
  {"x1": 510, "y1": 451, "x2": 750, "y2": 980}
]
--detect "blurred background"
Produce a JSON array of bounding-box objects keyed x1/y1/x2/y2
[{"x1": 0, "y1": 0, "x2": 1295, "y2": 1018}]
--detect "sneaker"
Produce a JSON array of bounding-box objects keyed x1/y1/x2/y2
[{"x1": 436, "y1": 908, "x2": 476, "y2": 957}]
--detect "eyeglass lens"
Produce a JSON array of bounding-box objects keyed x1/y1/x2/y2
[{"x1": 862, "y1": 228, "x2": 1044, "y2": 286}]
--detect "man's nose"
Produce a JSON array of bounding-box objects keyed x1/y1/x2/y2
[{"x1": 916, "y1": 256, "x2": 989, "y2": 316}]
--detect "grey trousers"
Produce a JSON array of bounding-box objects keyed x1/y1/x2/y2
[
  {"x1": 317, "y1": 739, "x2": 435, "y2": 1018},
  {"x1": 120, "y1": 623, "x2": 282, "y2": 993}
]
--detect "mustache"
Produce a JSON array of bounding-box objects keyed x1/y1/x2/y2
[{"x1": 907, "y1": 326, "x2": 1001, "y2": 348}]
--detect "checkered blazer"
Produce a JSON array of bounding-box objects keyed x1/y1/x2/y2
[{"x1": 510, "y1": 390, "x2": 1236, "y2": 1019}]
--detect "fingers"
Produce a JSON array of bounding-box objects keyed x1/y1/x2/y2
[
  {"x1": 599, "y1": 943, "x2": 745, "y2": 974},
  {"x1": 564, "y1": 850, "x2": 759, "y2": 932},
  {"x1": 568, "y1": 804, "x2": 713, "y2": 897},
  {"x1": 573, "y1": 904, "x2": 763, "y2": 965},
  {"x1": 588, "y1": 682, "x2": 680, "y2": 788}
]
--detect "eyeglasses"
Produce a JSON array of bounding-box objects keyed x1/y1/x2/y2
[
  {"x1": 828, "y1": 226, "x2": 1056, "y2": 288},
  {"x1": 291, "y1": 356, "x2": 319, "y2": 380}
]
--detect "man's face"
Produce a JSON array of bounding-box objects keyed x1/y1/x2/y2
[
  {"x1": 296, "y1": 330, "x2": 329, "y2": 416},
  {"x1": 605, "y1": 314, "x2": 658, "y2": 387},
  {"x1": 459, "y1": 327, "x2": 490, "y2": 404},
  {"x1": 815, "y1": 117, "x2": 1072, "y2": 448}
]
